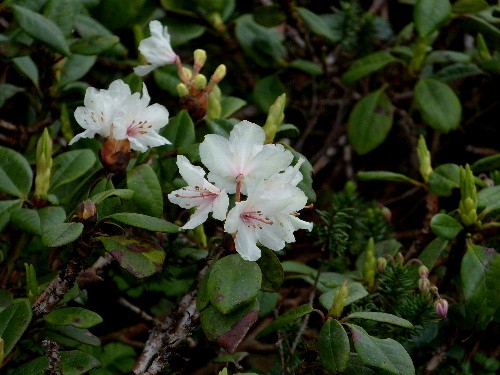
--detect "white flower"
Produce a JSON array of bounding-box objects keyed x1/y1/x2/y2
[
  {"x1": 70, "y1": 79, "x2": 170, "y2": 152},
  {"x1": 224, "y1": 161, "x2": 312, "y2": 261},
  {"x1": 199, "y1": 120, "x2": 294, "y2": 194},
  {"x1": 134, "y1": 20, "x2": 177, "y2": 77},
  {"x1": 168, "y1": 155, "x2": 229, "y2": 229}
]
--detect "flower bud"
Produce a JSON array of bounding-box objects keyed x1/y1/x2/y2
[
  {"x1": 193, "y1": 74, "x2": 207, "y2": 90},
  {"x1": 418, "y1": 277, "x2": 431, "y2": 292},
  {"x1": 434, "y1": 298, "x2": 448, "y2": 319},
  {"x1": 416, "y1": 135, "x2": 432, "y2": 183},
  {"x1": 459, "y1": 164, "x2": 478, "y2": 226},
  {"x1": 35, "y1": 128, "x2": 53, "y2": 197},
  {"x1": 210, "y1": 64, "x2": 226, "y2": 85},
  {"x1": 78, "y1": 199, "x2": 97, "y2": 221},
  {"x1": 182, "y1": 67, "x2": 193, "y2": 82},
  {"x1": 193, "y1": 49, "x2": 207, "y2": 69},
  {"x1": 329, "y1": 281, "x2": 349, "y2": 318},
  {"x1": 418, "y1": 265, "x2": 429, "y2": 279},
  {"x1": 176, "y1": 83, "x2": 189, "y2": 97},
  {"x1": 395, "y1": 252, "x2": 404, "y2": 265},
  {"x1": 377, "y1": 257, "x2": 387, "y2": 272},
  {"x1": 100, "y1": 137, "x2": 131, "y2": 174},
  {"x1": 264, "y1": 93, "x2": 286, "y2": 144},
  {"x1": 363, "y1": 237, "x2": 376, "y2": 289}
]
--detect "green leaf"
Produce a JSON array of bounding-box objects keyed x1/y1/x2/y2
[
  {"x1": 73, "y1": 14, "x2": 126, "y2": 57},
  {"x1": 90, "y1": 188, "x2": 134, "y2": 204},
  {"x1": 288, "y1": 147, "x2": 316, "y2": 202},
  {"x1": 414, "y1": 78, "x2": 461, "y2": 133},
  {"x1": 41, "y1": 222, "x2": 84, "y2": 247},
  {"x1": 257, "y1": 247, "x2": 284, "y2": 292},
  {"x1": 347, "y1": 323, "x2": 415, "y2": 375},
  {"x1": 0, "y1": 146, "x2": 33, "y2": 198},
  {"x1": 45, "y1": 307, "x2": 103, "y2": 328},
  {"x1": 0, "y1": 300, "x2": 32, "y2": 356},
  {"x1": 50, "y1": 150, "x2": 97, "y2": 192},
  {"x1": 414, "y1": 0, "x2": 452, "y2": 37},
  {"x1": 430, "y1": 213, "x2": 463, "y2": 240},
  {"x1": 106, "y1": 213, "x2": 179, "y2": 233},
  {"x1": 341, "y1": 51, "x2": 397, "y2": 84},
  {"x1": 11, "y1": 208, "x2": 42, "y2": 235},
  {"x1": 297, "y1": 7, "x2": 339, "y2": 43},
  {"x1": 347, "y1": 89, "x2": 394, "y2": 155},
  {"x1": 428, "y1": 163, "x2": 460, "y2": 196},
  {"x1": 99, "y1": 235, "x2": 165, "y2": 278},
  {"x1": 154, "y1": 65, "x2": 181, "y2": 96},
  {"x1": 164, "y1": 17, "x2": 206, "y2": 47},
  {"x1": 10, "y1": 350, "x2": 100, "y2": 375},
  {"x1": 48, "y1": 324, "x2": 100, "y2": 346},
  {"x1": 319, "y1": 282, "x2": 369, "y2": 310},
  {"x1": 44, "y1": 0, "x2": 76, "y2": 36},
  {"x1": 220, "y1": 96, "x2": 247, "y2": 119},
  {"x1": 0, "y1": 83, "x2": 24, "y2": 108},
  {"x1": 70, "y1": 35, "x2": 120, "y2": 55},
  {"x1": 253, "y1": 4, "x2": 286, "y2": 27},
  {"x1": 160, "y1": 110, "x2": 195, "y2": 152},
  {"x1": 282, "y1": 260, "x2": 317, "y2": 276},
  {"x1": 256, "y1": 304, "x2": 313, "y2": 339},
  {"x1": 425, "y1": 50, "x2": 472, "y2": 64},
  {"x1": 252, "y1": 75, "x2": 287, "y2": 113},
  {"x1": 346, "y1": 312, "x2": 413, "y2": 328},
  {"x1": 357, "y1": 171, "x2": 421, "y2": 185},
  {"x1": 0, "y1": 200, "x2": 22, "y2": 216},
  {"x1": 431, "y1": 63, "x2": 482, "y2": 83},
  {"x1": 59, "y1": 54, "x2": 97, "y2": 86},
  {"x1": 472, "y1": 154, "x2": 500, "y2": 173},
  {"x1": 318, "y1": 318, "x2": 350, "y2": 374},
  {"x1": 12, "y1": 56, "x2": 39, "y2": 88},
  {"x1": 461, "y1": 245, "x2": 500, "y2": 330},
  {"x1": 207, "y1": 254, "x2": 262, "y2": 314},
  {"x1": 126, "y1": 164, "x2": 163, "y2": 218},
  {"x1": 419, "y1": 237, "x2": 449, "y2": 269},
  {"x1": 12, "y1": 5, "x2": 70, "y2": 55},
  {"x1": 288, "y1": 59, "x2": 323, "y2": 76},
  {"x1": 452, "y1": 0, "x2": 489, "y2": 14},
  {"x1": 200, "y1": 300, "x2": 259, "y2": 354}
]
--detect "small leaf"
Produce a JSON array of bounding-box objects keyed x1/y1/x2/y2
[
  {"x1": 0, "y1": 83, "x2": 24, "y2": 108},
  {"x1": 256, "y1": 304, "x2": 313, "y2": 339},
  {"x1": 319, "y1": 282, "x2": 369, "y2": 310},
  {"x1": 252, "y1": 75, "x2": 287, "y2": 113},
  {"x1": 430, "y1": 213, "x2": 463, "y2": 240},
  {"x1": 426, "y1": 50, "x2": 472, "y2": 64},
  {"x1": 207, "y1": 254, "x2": 262, "y2": 314},
  {"x1": 471, "y1": 154, "x2": 500, "y2": 173},
  {"x1": 220, "y1": 96, "x2": 247, "y2": 119},
  {"x1": 431, "y1": 63, "x2": 482, "y2": 83},
  {"x1": 477, "y1": 185, "x2": 500, "y2": 208},
  {"x1": 257, "y1": 247, "x2": 284, "y2": 292},
  {"x1": 48, "y1": 324, "x2": 100, "y2": 346},
  {"x1": 428, "y1": 163, "x2": 460, "y2": 196},
  {"x1": 90, "y1": 188, "x2": 134, "y2": 204},
  {"x1": 0, "y1": 146, "x2": 33, "y2": 198},
  {"x1": 10, "y1": 350, "x2": 100, "y2": 375},
  {"x1": 42, "y1": 222, "x2": 84, "y2": 247},
  {"x1": 106, "y1": 213, "x2": 179, "y2": 233},
  {"x1": 70, "y1": 35, "x2": 120, "y2": 55},
  {"x1": 125, "y1": 164, "x2": 163, "y2": 218},
  {"x1": 452, "y1": 0, "x2": 489, "y2": 14},
  {"x1": 12, "y1": 56, "x2": 39, "y2": 88},
  {"x1": 346, "y1": 312, "x2": 413, "y2": 328},
  {"x1": 160, "y1": 110, "x2": 195, "y2": 152},
  {"x1": 0, "y1": 299, "x2": 32, "y2": 356},
  {"x1": 45, "y1": 307, "x2": 103, "y2": 329},
  {"x1": 59, "y1": 54, "x2": 97, "y2": 86},
  {"x1": 342, "y1": 51, "x2": 397, "y2": 85},
  {"x1": 12, "y1": 4, "x2": 70, "y2": 55},
  {"x1": 414, "y1": 78, "x2": 461, "y2": 133},
  {"x1": 357, "y1": 171, "x2": 422, "y2": 186},
  {"x1": 419, "y1": 237, "x2": 449, "y2": 270},
  {"x1": 297, "y1": 7, "x2": 339, "y2": 43},
  {"x1": 318, "y1": 318, "x2": 350, "y2": 374},
  {"x1": 50, "y1": 150, "x2": 97, "y2": 192},
  {"x1": 99, "y1": 235, "x2": 165, "y2": 278},
  {"x1": 347, "y1": 323, "x2": 415, "y2": 375},
  {"x1": 414, "y1": 0, "x2": 452, "y2": 37},
  {"x1": 348, "y1": 89, "x2": 394, "y2": 155},
  {"x1": 288, "y1": 147, "x2": 316, "y2": 202},
  {"x1": 288, "y1": 59, "x2": 323, "y2": 76},
  {"x1": 11, "y1": 208, "x2": 42, "y2": 235}
]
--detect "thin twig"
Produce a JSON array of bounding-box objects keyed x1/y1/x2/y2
[{"x1": 119, "y1": 297, "x2": 157, "y2": 324}]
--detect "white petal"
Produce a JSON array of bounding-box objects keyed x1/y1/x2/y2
[
  {"x1": 176, "y1": 155, "x2": 206, "y2": 186},
  {"x1": 257, "y1": 222, "x2": 286, "y2": 251},
  {"x1": 233, "y1": 225, "x2": 261, "y2": 261},
  {"x1": 134, "y1": 64, "x2": 157, "y2": 77},
  {"x1": 211, "y1": 190, "x2": 229, "y2": 221},
  {"x1": 225, "y1": 204, "x2": 244, "y2": 234},
  {"x1": 141, "y1": 103, "x2": 169, "y2": 131},
  {"x1": 182, "y1": 204, "x2": 211, "y2": 229},
  {"x1": 138, "y1": 21, "x2": 176, "y2": 66},
  {"x1": 68, "y1": 129, "x2": 95, "y2": 145}
]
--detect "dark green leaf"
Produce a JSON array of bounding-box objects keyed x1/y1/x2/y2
[
  {"x1": 45, "y1": 307, "x2": 103, "y2": 328},
  {"x1": 477, "y1": 185, "x2": 500, "y2": 208},
  {"x1": 288, "y1": 59, "x2": 324, "y2": 76},
  {"x1": 347, "y1": 323, "x2": 415, "y2": 375},
  {"x1": 12, "y1": 4, "x2": 70, "y2": 55},
  {"x1": 431, "y1": 63, "x2": 482, "y2": 83},
  {"x1": 0, "y1": 146, "x2": 33, "y2": 198},
  {"x1": 297, "y1": 7, "x2": 339, "y2": 43},
  {"x1": 419, "y1": 237, "x2": 449, "y2": 269},
  {"x1": 154, "y1": 65, "x2": 181, "y2": 96},
  {"x1": 44, "y1": 0, "x2": 76, "y2": 36},
  {"x1": 41, "y1": 222, "x2": 84, "y2": 247},
  {"x1": 164, "y1": 17, "x2": 206, "y2": 46},
  {"x1": 256, "y1": 304, "x2": 313, "y2": 339},
  {"x1": 452, "y1": 0, "x2": 489, "y2": 14},
  {"x1": 11, "y1": 208, "x2": 41, "y2": 235},
  {"x1": 70, "y1": 35, "x2": 120, "y2": 55},
  {"x1": 342, "y1": 51, "x2": 397, "y2": 84},
  {"x1": 461, "y1": 245, "x2": 500, "y2": 330},
  {"x1": 48, "y1": 324, "x2": 101, "y2": 346},
  {"x1": 288, "y1": 147, "x2": 316, "y2": 202},
  {"x1": 426, "y1": 50, "x2": 472, "y2": 64},
  {"x1": 319, "y1": 282, "x2": 369, "y2": 310},
  {"x1": 0, "y1": 83, "x2": 24, "y2": 108},
  {"x1": 0, "y1": 300, "x2": 32, "y2": 356},
  {"x1": 346, "y1": 312, "x2": 413, "y2": 328},
  {"x1": 252, "y1": 75, "x2": 287, "y2": 113},
  {"x1": 220, "y1": 96, "x2": 247, "y2": 119},
  {"x1": 99, "y1": 235, "x2": 165, "y2": 278},
  {"x1": 50, "y1": 150, "x2": 97, "y2": 191},
  {"x1": 414, "y1": 0, "x2": 452, "y2": 37},
  {"x1": 126, "y1": 164, "x2": 163, "y2": 218},
  {"x1": 430, "y1": 213, "x2": 463, "y2": 240},
  {"x1": 12, "y1": 56, "x2": 39, "y2": 88},
  {"x1": 90, "y1": 188, "x2": 134, "y2": 204},
  {"x1": 10, "y1": 350, "x2": 100, "y2": 375},
  {"x1": 257, "y1": 247, "x2": 284, "y2": 292},
  {"x1": 282, "y1": 260, "x2": 317, "y2": 276},
  {"x1": 428, "y1": 163, "x2": 460, "y2": 196},
  {"x1": 106, "y1": 213, "x2": 179, "y2": 233},
  {"x1": 348, "y1": 89, "x2": 394, "y2": 155},
  {"x1": 160, "y1": 110, "x2": 195, "y2": 152},
  {"x1": 253, "y1": 4, "x2": 286, "y2": 27},
  {"x1": 318, "y1": 318, "x2": 350, "y2": 374},
  {"x1": 59, "y1": 54, "x2": 97, "y2": 86},
  {"x1": 207, "y1": 254, "x2": 262, "y2": 314},
  {"x1": 472, "y1": 154, "x2": 500, "y2": 172},
  {"x1": 414, "y1": 78, "x2": 461, "y2": 133},
  {"x1": 357, "y1": 171, "x2": 421, "y2": 185}
]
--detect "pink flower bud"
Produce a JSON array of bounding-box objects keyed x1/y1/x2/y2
[
  {"x1": 418, "y1": 278, "x2": 431, "y2": 292},
  {"x1": 434, "y1": 298, "x2": 448, "y2": 319},
  {"x1": 418, "y1": 265, "x2": 429, "y2": 278}
]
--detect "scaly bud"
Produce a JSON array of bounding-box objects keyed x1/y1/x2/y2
[
  {"x1": 78, "y1": 200, "x2": 97, "y2": 221},
  {"x1": 418, "y1": 278, "x2": 431, "y2": 292},
  {"x1": 35, "y1": 128, "x2": 53, "y2": 197},
  {"x1": 434, "y1": 298, "x2": 448, "y2": 319},
  {"x1": 176, "y1": 83, "x2": 189, "y2": 97},
  {"x1": 209, "y1": 64, "x2": 226, "y2": 85},
  {"x1": 193, "y1": 74, "x2": 207, "y2": 90},
  {"x1": 363, "y1": 237, "x2": 376, "y2": 290},
  {"x1": 193, "y1": 49, "x2": 207, "y2": 70},
  {"x1": 377, "y1": 257, "x2": 387, "y2": 272},
  {"x1": 329, "y1": 280, "x2": 349, "y2": 318},
  {"x1": 100, "y1": 137, "x2": 131, "y2": 174},
  {"x1": 459, "y1": 164, "x2": 478, "y2": 226},
  {"x1": 417, "y1": 135, "x2": 432, "y2": 183},
  {"x1": 418, "y1": 265, "x2": 429, "y2": 279},
  {"x1": 264, "y1": 93, "x2": 286, "y2": 144}
]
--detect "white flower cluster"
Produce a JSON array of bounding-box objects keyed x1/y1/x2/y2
[
  {"x1": 168, "y1": 121, "x2": 312, "y2": 261},
  {"x1": 69, "y1": 80, "x2": 170, "y2": 152}
]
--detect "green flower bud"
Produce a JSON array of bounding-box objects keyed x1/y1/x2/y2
[
  {"x1": 35, "y1": 128, "x2": 53, "y2": 197},
  {"x1": 416, "y1": 135, "x2": 432, "y2": 183},
  {"x1": 329, "y1": 280, "x2": 349, "y2": 318},
  {"x1": 377, "y1": 257, "x2": 387, "y2": 272},
  {"x1": 176, "y1": 83, "x2": 189, "y2": 97},
  {"x1": 459, "y1": 164, "x2": 478, "y2": 226},
  {"x1": 363, "y1": 237, "x2": 376, "y2": 289},
  {"x1": 264, "y1": 93, "x2": 286, "y2": 144},
  {"x1": 207, "y1": 90, "x2": 222, "y2": 119},
  {"x1": 395, "y1": 252, "x2": 404, "y2": 265},
  {"x1": 193, "y1": 49, "x2": 207, "y2": 68},
  {"x1": 418, "y1": 265, "x2": 429, "y2": 278},
  {"x1": 418, "y1": 277, "x2": 431, "y2": 292},
  {"x1": 210, "y1": 64, "x2": 226, "y2": 85},
  {"x1": 182, "y1": 67, "x2": 193, "y2": 81},
  {"x1": 193, "y1": 74, "x2": 207, "y2": 90}
]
